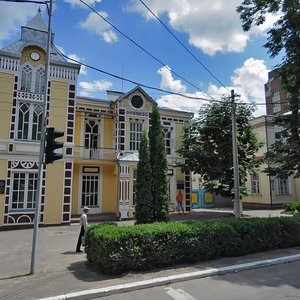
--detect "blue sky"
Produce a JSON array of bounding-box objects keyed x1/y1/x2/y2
[{"x1": 0, "y1": 0, "x2": 283, "y2": 116}]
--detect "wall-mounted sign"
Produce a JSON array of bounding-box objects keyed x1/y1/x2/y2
[{"x1": 0, "y1": 180, "x2": 5, "y2": 194}]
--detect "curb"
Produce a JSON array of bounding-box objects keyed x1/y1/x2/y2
[{"x1": 37, "y1": 254, "x2": 300, "y2": 300}]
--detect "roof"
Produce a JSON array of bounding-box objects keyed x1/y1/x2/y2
[
  {"x1": 0, "y1": 12, "x2": 80, "y2": 70},
  {"x1": 24, "y1": 12, "x2": 48, "y2": 32},
  {"x1": 118, "y1": 152, "x2": 139, "y2": 162}
]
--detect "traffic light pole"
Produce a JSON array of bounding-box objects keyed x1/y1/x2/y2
[
  {"x1": 231, "y1": 89, "x2": 242, "y2": 218},
  {"x1": 30, "y1": 0, "x2": 53, "y2": 274}
]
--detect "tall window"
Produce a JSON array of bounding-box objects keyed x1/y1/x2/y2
[
  {"x1": 11, "y1": 172, "x2": 38, "y2": 210},
  {"x1": 163, "y1": 124, "x2": 172, "y2": 155},
  {"x1": 35, "y1": 67, "x2": 45, "y2": 93},
  {"x1": 81, "y1": 174, "x2": 99, "y2": 207},
  {"x1": 21, "y1": 65, "x2": 33, "y2": 92},
  {"x1": 277, "y1": 177, "x2": 289, "y2": 195},
  {"x1": 129, "y1": 120, "x2": 143, "y2": 151},
  {"x1": 20, "y1": 64, "x2": 45, "y2": 93},
  {"x1": 251, "y1": 173, "x2": 260, "y2": 195},
  {"x1": 17, "y1": 102, "x2": 43, "y2": 141},
  {"x1": 132, "y1": 169, "x2": 137, "y2": 206},
  {"x1": 84, "y1": 120, "x2": 100, "y2": 149}
]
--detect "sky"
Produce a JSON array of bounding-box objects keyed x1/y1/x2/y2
[{"x1": 0, "y1": 0, "x2": 283, "y2": 116}]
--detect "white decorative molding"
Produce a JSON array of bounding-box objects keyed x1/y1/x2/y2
[
  {"x1": 0, "y1": 144, "x2": 6, "y2": 151},
  {"x1": 0, "y1": 56, "x2": 19, "y2": 73},
  {"x1": 50, "y1": 65, "x2": 77, "y2": 82},
  {"x1": 17, "y1": 91, "x2": 44, "y2": 102},
  {"x1": 15, "y1": 145, "x2": 39, "y2": 153}
]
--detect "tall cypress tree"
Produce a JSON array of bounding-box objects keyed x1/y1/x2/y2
[
  {"x1": 135, "y1": 131, "x2": 153, "y2": 224},
  {"x1": 148, "y1": 105, "x2": 169, "y2": 222}
]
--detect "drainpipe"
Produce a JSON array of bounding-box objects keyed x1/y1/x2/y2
[{"x1": 265, "y1": 115, "x2": 273, "y2": 209}]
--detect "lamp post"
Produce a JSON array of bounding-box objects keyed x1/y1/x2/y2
[{"x1": 30, "y1": 0, "x2": 53, "y2": 274}]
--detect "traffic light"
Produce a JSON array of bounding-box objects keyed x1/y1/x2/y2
[{"x1": 45, "y1": 127, "x2": 64, "y2": 164}]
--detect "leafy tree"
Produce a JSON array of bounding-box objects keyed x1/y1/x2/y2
[
  {"x1": 135, "y1": 131, "x2": 153, "y2": 224},
  {"x1": 149, "y1": 105, "x2": 169, "y2": 222},
  {"x1": 237, "y1": 0, "x2": 300, "y2": 177},
  {"x1": 178, "y1": 100, "x2": 263, "y2": 199}
]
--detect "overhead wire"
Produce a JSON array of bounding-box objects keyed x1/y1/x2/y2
[
  {"x1": 78, "y1": 0, "x2": 215, "y2": 101},
  {"x1": 57, "y1": 47, "x2": 220, "y2": 103},
  {"x1": 137, "y1": 0, "x2": 230, "y2": 92}
]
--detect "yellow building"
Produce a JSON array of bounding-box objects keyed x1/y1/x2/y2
[{"x1": 0, "y1": 13, "x2": 193, "y2": 228}]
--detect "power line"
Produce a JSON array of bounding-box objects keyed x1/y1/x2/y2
[
  {"x1": 137, "y1": 0, "x2": 230, "y2": 92},
  {"x1": 57, "y1": 48, "x2": 219, "y2": 103},
  {"x1": 0, "y1": 0, "x2": 49, "y2": 4},
  {"x1": 79, "y1": 0, "x2": 214, "y2": 101}
]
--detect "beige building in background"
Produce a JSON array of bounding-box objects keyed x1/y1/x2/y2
[{"x1": 244, "y1": 115, "x2": 300, "y2": 208}]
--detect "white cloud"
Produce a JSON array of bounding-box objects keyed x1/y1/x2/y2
[
  {"x1": 208, "y1": 58, "x2": 269, "y2": 116},
  {"x1": 0, "y1": 2, "x2": 43, "y2": 41},
  {"x1": 64, "y1": 0, "x2": 102, "y2": 8},
  {"x1": 80, "y1": 11, "x2": 118, "y2": 43},
  {"x1": 156, "y1": 92, "x2": 209, "y2": 115},
  {"x1": 156, "y1": 58, "x2": 269, "y2": 117},
  {"x1": 56, "y1": 47, "x2": 87, "y2": 75},
  {"x1": 128, "y1": 0, "x2": 275, "y2": 55},
  {"x1": 231, "y1": 58, "x2": 269, "y2": 100},
  {"x1": 68, "y1": 54, "x2": 87, "y2": 75},
  {"x1": 78, "y1": 80, "x2": 113, "y2": 97},
  {"x1": 157, "y1": 66, "x2": 187, "y2": 93}
]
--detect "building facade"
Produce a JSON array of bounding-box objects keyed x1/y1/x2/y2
[
  {"x1": 243, "y1": 116, "x2": 300, "y2": 208},
  {"x1": 0, "y1": 13, "x2": 193, "y2": 228},
  {"x1": 265, "y1": 69, "x2": 289, "y2": 115}
]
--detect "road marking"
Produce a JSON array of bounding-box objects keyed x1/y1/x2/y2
[{"x1": 165, "y1": 287, "x2": 197, "y2": 300}]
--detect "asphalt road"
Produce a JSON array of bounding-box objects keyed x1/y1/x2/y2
[{"x1": 95, "y1": 261, "x2": 300, "y2": 300}]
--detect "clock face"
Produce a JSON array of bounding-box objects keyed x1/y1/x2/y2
[{"x1": 30, "y1": 51, "x2": 40, "y2": 61}]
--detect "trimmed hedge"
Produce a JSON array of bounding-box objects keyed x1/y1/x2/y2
[{"x1": 85, "y1": 216, "x2": 300, "y2": 274}]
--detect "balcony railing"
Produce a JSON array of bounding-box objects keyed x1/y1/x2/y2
[{"x1": 73, "y1": 146, "x2": 117, "y2": 161}]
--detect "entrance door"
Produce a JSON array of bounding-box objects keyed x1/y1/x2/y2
[{"x1": 78, "y1": 167, "x2": 101, "y2": 214}]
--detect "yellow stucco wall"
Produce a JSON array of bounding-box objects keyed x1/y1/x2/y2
[
  {"x1": 0, "y1": 72, "x2": 14, "y2": 140},
  {"x1": 43, "y1": 80, "x2": 68, "y2": 224},
  {"x1": 48, "y1": 81, "x2": 68, "y2": 131},
  {"x1": 72, "y1": 164, "x2": 80, "y2": 215},
  {"x1": 0, "y1": 160, "x2": 7, "y2": 226},
  {"x1": 43, "y1": 161, "x2": 65, "y2": 224},
  {"x1": 175, "y1": 122, "x2": 185, "y2": 151},
  {"x1": 21, "y1": 46, "x2": 46, "y2": 67},
  {"x1": 102, "y1": 164, "x2": 118, "y2": 213},
  {"x1": 103, "y1": 117, "x2": 115, "y2": 148}
]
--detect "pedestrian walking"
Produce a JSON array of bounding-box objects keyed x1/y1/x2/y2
[
  {"x1": 76, "y1": 206, "x2": 89, "y2": 253},
  {"x1": 176, "y1": 190, "x2": 184, "y2": 214}
]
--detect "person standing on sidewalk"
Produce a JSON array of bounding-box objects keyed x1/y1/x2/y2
[
  {"x1": 176, "y1": 190, "x2": 184, "y2": 214},
  {"x1": 76, "y1": 206, "x2": 89, "y2": 253}
]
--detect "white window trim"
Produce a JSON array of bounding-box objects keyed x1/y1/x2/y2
[
  {"x1": 9, "y1": 171, "x2": 38, "y2": 211},
  {"x1": 276, "y1": 177, "x2": 291, "y2": 195},
  {"x1": 78, "y1": 166, "x2": 102, "y2": 214}
]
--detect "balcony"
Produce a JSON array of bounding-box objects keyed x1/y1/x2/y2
[{"x1": 73, "y1": 146, "x2": 117, "y2": 162}]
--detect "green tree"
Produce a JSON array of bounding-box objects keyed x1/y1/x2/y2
[
  {"x1": 178, "y1": 100, "x2": 262, "y2": 199},
  {"x1": 237, "y1": 0, "x2": 300, "y2": 177},
  {"x1": 135, "y1": 131, "x2": 153, "y2": 224},
  {"x1": 149, "y1": 105, "x2": 169, "y2": 222}
]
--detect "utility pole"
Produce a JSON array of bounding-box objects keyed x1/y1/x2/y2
[
  {"x1": 30, "y1": 0, "x2": 53, "y2": 274},
  {"x1": 231, "y1": 89, "x2": 242, "y2": 218}
]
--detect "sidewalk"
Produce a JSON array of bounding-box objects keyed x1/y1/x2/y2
[{"x1": 0, "y1": 209, "x2": 297, "y2": 300}]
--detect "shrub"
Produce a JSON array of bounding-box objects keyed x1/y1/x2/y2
[
  {"x1": 284, "y1": 201, "x2": 300, "y2": 212},
  {"x1": 85, "y1": 217, "x2": 300, "y2": 274}
]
